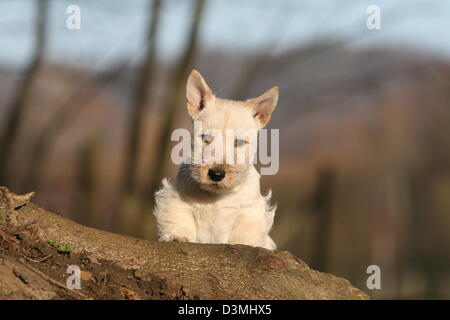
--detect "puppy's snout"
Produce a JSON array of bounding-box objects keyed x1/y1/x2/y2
[{"x1": 208, "y1": 168, "x2": 225, "y2": 182}]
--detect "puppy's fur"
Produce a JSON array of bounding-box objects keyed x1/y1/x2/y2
[{"x1": 153, "y1": 70, "x2": 279, "y2": 250}]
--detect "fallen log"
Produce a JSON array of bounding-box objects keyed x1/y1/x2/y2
[{"x1": 0, "y1": 187, "x2": 368, "y2": 300}]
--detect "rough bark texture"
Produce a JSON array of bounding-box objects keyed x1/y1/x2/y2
[{"x1": 0, "y1": 187, "x2": 369, "y2": 300}]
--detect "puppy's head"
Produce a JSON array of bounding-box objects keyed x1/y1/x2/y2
[{"x1": 185, "y1": 70, "x2": 279, "y2": 193}]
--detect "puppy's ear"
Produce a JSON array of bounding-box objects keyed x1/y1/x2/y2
[
  {"x1": 186, "y1": 70, "x2": 214, "y2": 119},
  {"x1": 248, "y1": 87, "x2": 279, "y2": 128}
]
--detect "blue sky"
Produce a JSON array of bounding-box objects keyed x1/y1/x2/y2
[{"x1": 1, "y1": 0, "x2": 449, "y2": 69}]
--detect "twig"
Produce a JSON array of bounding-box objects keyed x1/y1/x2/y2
[
  {"x1": 114, "y1": 284, "x2": 142, "y2": 300},
  {"x1": 104, "y1": 265, "x2": 108, "y2": 286},
  {"x1": 12, "y1": 221, "x2": 38, "y2": 235},
  {"x1": 23, "y1": 253, "x2": 53, "y2": 263},
  {"x1": 16, "y1": 258, "x2": 88, "y2": 299},
  {"x1": 0, "y1": 229, "x2": 19, "y2": 249}
]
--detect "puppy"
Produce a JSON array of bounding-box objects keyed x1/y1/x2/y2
[{"x1": 153, "y1": 70, "x2": 279, "y2": 250}]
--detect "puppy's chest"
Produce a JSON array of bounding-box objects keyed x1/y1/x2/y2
[{"x1": 191, "y1": 202, "x2": 240, "y2": 243}]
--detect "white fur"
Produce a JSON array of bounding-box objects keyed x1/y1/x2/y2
[{"x1": 154, "y1": 166, "x2": 276, "y2": 250}]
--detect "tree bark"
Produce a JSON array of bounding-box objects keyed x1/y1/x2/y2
[{"x1": 0, "y1": 187, "x2": 368, "y2": 300}]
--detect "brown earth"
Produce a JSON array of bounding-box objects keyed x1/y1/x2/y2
[{"x1": 0, "y1": 186, "x2": 369, "y2": 300}]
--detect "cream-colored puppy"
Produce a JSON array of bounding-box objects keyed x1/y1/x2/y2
[{"x1": 153, "y1": 70, "x2": 279, "y2": 250}]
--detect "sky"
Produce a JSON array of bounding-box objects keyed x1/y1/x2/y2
[{"x1": 0, "y1": 0, "x2": 449, "y2": 69}]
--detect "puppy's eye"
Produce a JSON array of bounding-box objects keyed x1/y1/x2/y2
[
  {"x1": 202, "y1": 134, "x2": 212, "y2": 144},
  {"x1": 234, "y1": 139, "x2": 246, "y2": 147}
]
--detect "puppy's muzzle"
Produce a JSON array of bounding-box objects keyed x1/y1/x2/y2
[{"x1": 208, "y1": 168, "x2": 225, "y2": 182}]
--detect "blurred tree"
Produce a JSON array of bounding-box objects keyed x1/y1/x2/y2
[
  {"x1": 0, "y1": 0, "x2": 48, "y2": 185},
  {"x1": 140, "y1": 0, "x2": 207, "y2": 237},
  {"x1": 310, "y1": 167, "x2": 335, "y2": 272},
  {"x1": 74, "y1": 136, "x2": 101, "y2": 228},
  {"x1": 231, "y1": 10, "x2": 291, "y2": 100},
  {"x1": 121, "y1": 0, "x2": 162, "y2": 195},
  {"x1": 116, "y1": 0, "x2": 163, "y2": 235},
  {"x1": 20, "y1": 63, "x2": 134, "y2": 191}
]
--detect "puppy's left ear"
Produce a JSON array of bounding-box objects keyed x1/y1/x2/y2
[
  {"x1": 186, "y1": 69, "x2": 214, "y2": 119},
  {"x1": 248, "y1": 87, "x2": 279, "y2": 128}
]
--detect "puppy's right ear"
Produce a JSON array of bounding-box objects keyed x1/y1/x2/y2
[{"x1": 186, "y1": 70, "x2": 214, "y2": 119}]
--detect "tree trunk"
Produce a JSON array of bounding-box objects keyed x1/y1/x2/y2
[
  {"x1": 142, "y1": 0, "x2": 207, "y2": 226},
  {"x1": 0, "y1": 0, "x2": 48, "y2": 185},
  {"x1": 116, "y1": 0, "x2": 163, "y2": 235},
  {"x1": 0, "y1": 187, "x2": 368, "y2": 300}
]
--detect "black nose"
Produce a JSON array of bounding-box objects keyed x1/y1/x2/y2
[{"x1": 208, "y1": 168, "x2": 225, "y2": 182}]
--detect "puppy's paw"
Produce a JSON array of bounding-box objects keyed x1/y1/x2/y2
[{"x1": 158, "y1": 233, "x2": 190, "y2": 243}]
